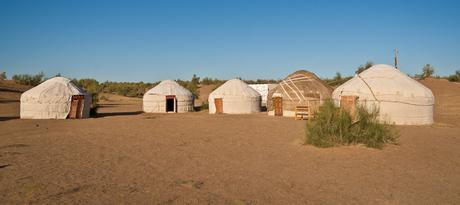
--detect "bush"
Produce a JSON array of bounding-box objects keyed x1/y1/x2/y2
[
  {"x1": 243, "y1": 79, "x2": 280, "y2": 84},
  {"x1": 77, "y1": 78, "x2": 101, "y2": 94},
  {"x1": 12, "y1": 72, "x2": 44, "y2": 86},
  {"x1": 100, "y1": 81, "x2": 156, "y2": 97},
  {"x1": 200, "y1": 77, "x2": 226, "y2": 85},
  {"x1": 177, "y1": 74, "x2": 200, "y2": 99},
  {"x1": 356, "y1": 61, "x2": 374, "y2": 74},
  {"x1": 201, "y1": 102, "x2": 209, "y2": 110},
  {"x1": 305, "y1": 100, "x2": 397, "y2": 149},
  {"x1": 418, "y1": 64, "x2": 435, "y2": 79},
  {"x1": 323, "y1": 72, "x2": 353, "y2": 87},
  {"x1": 0, "y1": 72, "x2": 6, "y2": 80},
  {"x1": 447, "y1": 70, "x2": 460, "y2": 82}
]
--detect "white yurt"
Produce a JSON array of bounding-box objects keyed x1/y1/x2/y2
[
  {"x1": 208, "y1": 79, "x2": 261, "y2": 114},
  {"x1": 332, "y1": 64, "x2": 434, "y2": 125},
  {"x1": 20, "y1": 77, "x2": 92, "y2": 119},
  {"x1": 143, "y1": 80, "x2": 194, "y2": 113},
  {"x1": 248, "y1": 84, "x2": 278, "y2": 107}
]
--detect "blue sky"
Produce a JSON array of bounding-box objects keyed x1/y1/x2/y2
[{"x1": 1, "y1": 0, "x2": 459, "y2": 82}]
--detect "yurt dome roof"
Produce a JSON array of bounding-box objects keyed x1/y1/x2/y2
[
  {"x1": 270, "y1": 70, "x2": 333, "y2": 99},
  {"x1": 334, "y1": 64, "x2": 434, "y2": 105},
  {"x1": 210, "y1": 79, "x2": 261, "y2": 98},
  {"x1": 145, "y1": 80, "x2": 193, "y2": 96},
  {"x1": 21, "y1": 77, "x2": 88, "y2": 102}
]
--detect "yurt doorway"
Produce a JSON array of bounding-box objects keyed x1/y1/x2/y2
[
  {"x1": 214, "y1": 98, "x2": 223, "y2": 114},
  {"x1": 166, "y1": 95, "x2": 176, "y2": 113},
  {"x1": 68, "y1": 95, "x2": 85, "y2": 119},
  {"x1": 273, "y1": 97, "x2": 283, "y2": 116}
]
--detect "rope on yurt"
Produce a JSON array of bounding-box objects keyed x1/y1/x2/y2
[
  {"x1": 357, "y1": 74, "x2": 381, "y2": 104},
  {"x1": 354, "y1": 71, "x2": 433, "y2": 107},
  {"x1": 353, "y1": 75, "x2": 433, "y2": 106}
]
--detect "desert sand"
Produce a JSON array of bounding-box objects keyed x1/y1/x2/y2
[{"x1": 0, "y1": 79, "x2": 459, "y2": 204}]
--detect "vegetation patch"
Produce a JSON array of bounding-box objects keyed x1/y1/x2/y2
[
  {"x1": 12, "y1": 72, "x2": 45, "y2": 86},
  {"x1": 447, "y1": 70, "x2": 460, "y2": 82},
  {"x1": 304, "y1": 100, "x2": 398, "y2": 149}
]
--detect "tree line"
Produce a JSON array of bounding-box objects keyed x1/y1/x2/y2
[{"x1": 2, "y1": 63, "x2": 459, "y2": 97}]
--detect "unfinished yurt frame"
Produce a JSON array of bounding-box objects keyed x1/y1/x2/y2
[{"x1": 267, "y1": 70, "x2": 333, "y2": 118}]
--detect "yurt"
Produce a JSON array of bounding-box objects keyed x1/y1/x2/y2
[
  {"x1": 143, "y1": 80, "x2": 194, "y2": 113},
  {"x1": 249, "y1": 84, "x2": 278, "y2": 107},
  {"x1": 267, "y1": 70, "x2": 333, "y2": 117},
  {"x1": 332, "y1": 64, "x2": 434, "y2": 125},
  {"x1": 208, "y1": 79, "x2": 261, "y2": 114},
  {"x1": 20, "y1": 77, "x2": 92, "y2": 119}
]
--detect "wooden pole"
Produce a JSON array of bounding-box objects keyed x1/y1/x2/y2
[{"x1": 394, "y1": 48, "x2": 398, "y2": 69}]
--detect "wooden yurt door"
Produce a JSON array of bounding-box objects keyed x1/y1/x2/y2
[
  {"x1": 273, "y1": 97, "x2": 283, "y2": 116},
  {"x1": 340, "y1": 96, "x2": 358, "y2": 117},
  {"x1": 68, "y1": 95, "x2": 85, "y2": 119},
  {"x1": 214, "y1": 98, "x2": 223, "y2": 114}
]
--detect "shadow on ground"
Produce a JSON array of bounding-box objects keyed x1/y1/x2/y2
[
  {"x1": 0, "y1": 116, "x2": 19, "y2": 121},
  {"x1": 0, "y1": 99, "x2": 19, "y2": 103},
  {"x1": 95, "y1": 111, "x2": 143, "y2": 118}
]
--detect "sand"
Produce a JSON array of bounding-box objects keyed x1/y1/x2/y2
[{"x1": 0, "y1": 79, "x2": 459, "y2": 204}]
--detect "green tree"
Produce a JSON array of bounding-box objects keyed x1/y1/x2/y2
[
  {"x1": 0, "y1": 72, "x2": 6, "y2": 80},
  {"x1": 421, "y1": 64, "x2": 435, "y2": 79},
  {"x1": 447, "y1": 70, "x2": 460, "y2": 82},
  {"x1": 12, "y1": 72, "x2": 45, "y2": 86},
  {"x1": 177, "y1": 75, "x2": 200, "y2": 99},
  {"x1": 334, "y1": 72, "x2": 342, "y2": 81},
  {"x1": 77, "y1": 78, "x2": 101, "y2": 94},
  {"x1": 324, "y1": 72, "x2": 352, "y2": 87},
  {"x1": 356, "y1": 61, "x2": 374, "y2": 74},
  {"x1": 191, "y1": 74, "x2": 200, "y2": 85}
]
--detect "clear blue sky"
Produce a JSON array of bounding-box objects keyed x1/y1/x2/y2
[{"x1": 1, "y1": 0, "x2": 459, "y2": 82}]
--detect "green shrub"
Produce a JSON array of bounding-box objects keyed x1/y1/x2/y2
[
  {"x1": 0, "y1": 72, "x2": 6, "y2": 80},
  {"x1": 447, "y1": 70, "x2": 460, "y2": 82},
  {"x1": 201, "y1": 102, "x2": 209, "y2": 110},
  {"x1": 418, "y1": 64, "x2": 435, "y2": 79},
  {"x1": 200, "y1": 77, "x2": 226, "y2": 85},
  {"x1": 100, "y1": 81, "x2": 156, "y2": 98},
  {"x1": 355, "y1": 61, "x2": 374, "y2": 74},
  {"x1": 177, "y1": 74, "x2": 200, "y2": 99},
  {"x1": 323, "y1": 72, "x2": 353, "y2": 87},
  {"x1": 12, "y1": 72, "x2": 44, "y2": 86},
  {"x1": 243, "y1": 79, "x2": 280, "y2": 84},
  {"x1": 90, "y1": 94, "x2": 99, "y2": 117},
  {"x1": 305, "y1": 100, "x2": 397, "y2": 149}
]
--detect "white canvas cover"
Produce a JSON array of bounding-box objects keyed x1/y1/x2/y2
[
  {"x1": 249, "y1": 84, "x2": 278, "y2": 106},
  {"x1": 332, "y1": 64, "x2": 434, "y2": 125},
  {"x1": 208, "y1": 79, "x2": 261, "y2": 114},
  {"x1": 143, "y1": 80, "x2": 194, "y2": 113},
  {"x1": 20, "y1": 77, "x2": 92, "y2": 119}
]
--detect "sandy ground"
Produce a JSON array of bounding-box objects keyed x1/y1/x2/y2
[{"x1": 0, "y1": 79, "x2": 459, "y2": 204}]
